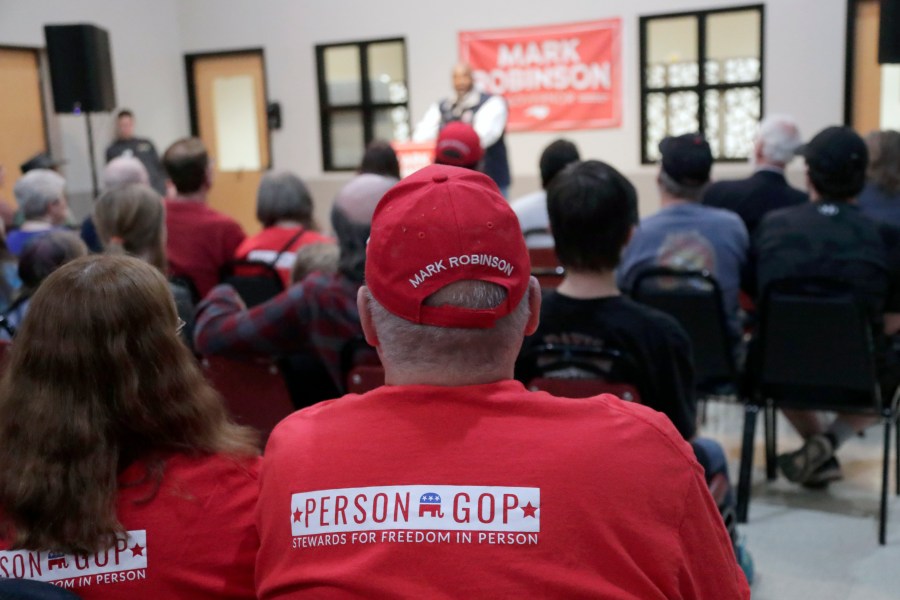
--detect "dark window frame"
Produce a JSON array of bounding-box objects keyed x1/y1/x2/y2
[
  {"x1": 315, "y1": 37, "x2": 409, "y2": 172},
  {"x1": 638, "y1": 4, "x2": 765, "y2": 164}
]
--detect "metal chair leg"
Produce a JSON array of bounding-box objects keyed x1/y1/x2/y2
[
  {"x1": 881, "y1": 416, "x2": 891, "y2": 545},
  {"x1": 895, "y1": 411, "x2": 899, "y2": 496},
  {"x1": 737, "y1": 403, "x2": 759, "y2": 523},
  {"x1": 765, "y1": 402, "x2": 777, "y2": 481}
]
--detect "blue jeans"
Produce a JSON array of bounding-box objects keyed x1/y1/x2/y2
[{"x1": 691, "y1": 436, "x2": 735, "y2": 510}]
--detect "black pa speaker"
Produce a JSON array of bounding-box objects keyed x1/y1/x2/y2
[
  {"x1": 880, "y1": 0, "x2": 900, "y2": 64},
  {"x1": 44, "y1": 24, "x2": 116, "y2": 113}
]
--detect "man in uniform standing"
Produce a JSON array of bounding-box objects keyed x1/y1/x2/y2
[{"x1": 106, "y1": 109, "x2": 166, "y2": 196}]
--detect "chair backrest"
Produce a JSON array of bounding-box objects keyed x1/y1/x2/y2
[
  {"x1": 220, "y1": 260, "x2": 285, "y2": 308},
  {"x1": 340, "y1": 335, "x2": 384, "y2": 394},
  {"x1": 752, "y1": 277, "x2": 880, "y2": 410},
  {"x1": 528, "y1": 246, "x2": 565, "y2": 289},
  {"x1": 202, "y1": 355, "x2": 295, "y2": 446},
  {"x1": 631, "y1": 267, "x2": 736, "y2": 392},
  {"x1": 346, "y1": 364, "x2": 386, "y2": 394},
  {"x1": 277, "y1": 351, "x2": 342, "y2": 410},
  {"x1": 519, "y1": 343, "x2": 642, "y2": 403}
]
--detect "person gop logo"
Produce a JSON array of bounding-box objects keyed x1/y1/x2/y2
[{"x1": 418, "y1": 492, "x2": 444, "y2": 518}]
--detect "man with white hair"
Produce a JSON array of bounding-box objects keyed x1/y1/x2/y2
[
  {"x1": 8, "y1": 169, "x2": 69, "y2": 256},
  {"x1": 702, "y1": 114, "x2": 808, "y2": 235},
  {"x1": 254, "y1": 165, "x2": 749, "y2": 599}
]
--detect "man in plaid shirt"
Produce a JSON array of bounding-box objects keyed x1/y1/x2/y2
[{"x1": 194, "y1": 174, "x2": 398, "y2": 389}]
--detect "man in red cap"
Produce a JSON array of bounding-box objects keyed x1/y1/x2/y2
[
  {"x1": 255, "y1": 164, "x2": 749, "y2": 599},
  {"x1": 433, "y1": 121, "x2": 484, "y2": 172},
  {"x1": 413, "y1": 63, "x2": 511, "y2": 196}
]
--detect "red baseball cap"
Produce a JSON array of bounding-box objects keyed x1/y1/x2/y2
[
  {"x1": 434, "y1": 121, "x2": 483, "y2": 168},
  {"x1": 366, "y1": 164, "x2": 530, "y2": 329}
]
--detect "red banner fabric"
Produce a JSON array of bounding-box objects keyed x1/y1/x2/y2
[
  {"x1": 459, "y1": 19, "x2": 622, "y2": 132},
  {"x1": 391, "y1": 141, "x2": 436, "y2": 179}
]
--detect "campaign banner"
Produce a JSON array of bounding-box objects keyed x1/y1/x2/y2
[
  {"x1": 459, "y1": 19, "x2": 622, "y2": 132},
  {"x1": 391, "y1": 141, "x2": 435, "y2": 178}
]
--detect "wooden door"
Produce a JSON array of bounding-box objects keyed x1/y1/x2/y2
[
  {"x1": 0, "y1": 47, "x2": 47, "y2": 208},
  {"x1": 189, "y1": 51, "x2": 270, "y2": 234},
  {"x1": 851, "y1": 0, "x2": 881, "y2": 134}
]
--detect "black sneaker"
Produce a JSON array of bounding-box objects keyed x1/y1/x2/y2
[{"x1": 801, "y1": 456, "x2": 843, "y2": 489}]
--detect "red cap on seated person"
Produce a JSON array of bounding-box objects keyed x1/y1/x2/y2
[
  {"x1": 365, "y1": 164, "x2": 530, "y2": 329},
  {"x1": 434, "y1": 121, "x2": 484, "y2": 168}
]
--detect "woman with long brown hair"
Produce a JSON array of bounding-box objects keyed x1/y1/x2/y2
[{"x1": 0, "y1": 254, "x2": 259, "y2": 599}]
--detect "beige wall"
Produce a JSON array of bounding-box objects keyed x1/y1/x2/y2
[{"x1": 0, "y1": 0, "x2": 842, "y2": 224}]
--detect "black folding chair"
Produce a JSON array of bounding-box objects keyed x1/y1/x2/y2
[
  {"x1": 518, "y1": 343, "x2": 641, "y2": 403},
  {"x1": 340, "y1": 335, "x2": 384, "y2": 394},
  {"x1": 736, "y1": 278, "x2": 900, "y2": 544},
  {"x1": 631, "y1": 267, "x2": 739, "y2": 401}
]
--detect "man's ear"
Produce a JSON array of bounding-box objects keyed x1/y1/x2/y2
[
  {"x1": 523, "y1": 276, "x2": 541, "y2": 336},
  {"x1": 357, "y1": 285, "x2": 380, "y2": 348}
]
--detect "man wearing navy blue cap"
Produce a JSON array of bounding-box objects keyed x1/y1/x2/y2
[
  {"x1": 753, "y1": 125, "x2": 900, "y2": 487},
  {"x1": 617, "y1": 133, "x2": 750, "y2": 347}
]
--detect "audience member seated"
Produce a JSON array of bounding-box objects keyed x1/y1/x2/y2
[
  {"x1": 194, "y1": 173, "x2": 397, "y2": 390},
  {"x1": 433, "y1": 121, "x2": 484, "y2": 173},
  {"x1": 703, "y1": 114, "x2": 807, "y2": 236},
  {"x1": 19, "y1": 152, "x2": 64, "y2": 175},
  {"x1": 0, "y1": 228, "x2": 20, "y2": 314},
  {"x1": 105, "y1": 108, "x2": 167, "y2": 195},
  {"x1": 511, "y1": 139, "x2": 580, "y2": 248},
  {"x1": 0, "y1": 164, "x2": 16, "y2": 230},
  {"x1": 1, "y1": 230, "x2": 86, "y2": 340},
  {"x1": 359, "y1": 140, "x2": 401, "y2": 179},
  {"x1": 618, "y1": 133, "x2": 749, "y2": 346},
  {"x1": 162, "y1": 137, "x2": 245, "y2": 298},
  {"x1": 290, "y1": 242, "x2": 339, "y2": 284},
  {"x1": 0, "y1": 255, "x2": 259, "y2": 599},
  {"x1": 81, "y1": 155, "x2": 150, "y2": 252},
  {"x1": 8, "y1": 169, "x2": 70, "y2": 256},
  {"x1": 753, "y1": 126, "x2": 900, "y2": 487},
  {"x1": 232, "y1": 171, "x2": 333, "y2": 288},
  {"x1": 255, "y1": 165, "x2": 749, "y2": 599},
  {"x1": 516, "y1": 159, "x2": 751, "y2": 582},
  {"x1": 858, "y1": 129, "x2": 900, "y2": 228},
  {"x1": 94, "y1": 183, "x2": 196, "y2": 349}
]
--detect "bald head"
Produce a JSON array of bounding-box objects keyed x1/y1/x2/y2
[{"x1": 453, "y1": 62, "x2": 474, "y2": 98}]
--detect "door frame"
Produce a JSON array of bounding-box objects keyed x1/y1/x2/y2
[{"x1": 183, "y1": 47, "x2": 272, "y2": 169}]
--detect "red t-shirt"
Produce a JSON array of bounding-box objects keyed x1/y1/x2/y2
[
  {"x1": 256, "y1": 380, "x2": 749, "y2": 599},
  {"x1": 233, "y1": 226, "x2": 334, "y2": 288},
  {"x1": 165, "y1": 200, "x2": 246, "y2": 298},
  {"x1": 0, "y1": 453, "x2": 260, "y2": 599}
]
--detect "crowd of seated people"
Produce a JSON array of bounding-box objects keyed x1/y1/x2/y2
[{"x1": 3, "y1": 81, "x2": 900, "y2": 596}]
